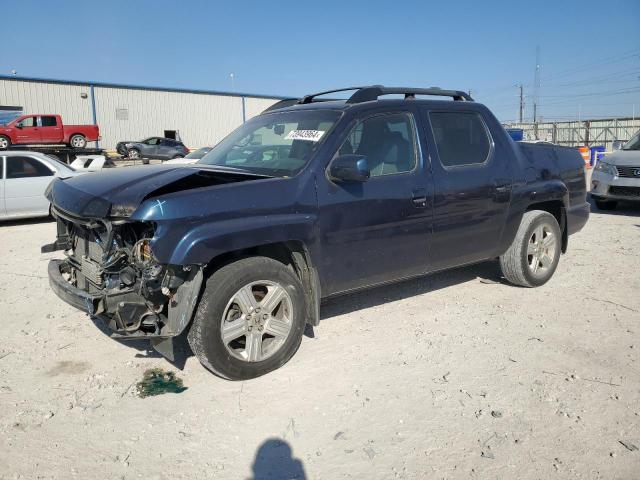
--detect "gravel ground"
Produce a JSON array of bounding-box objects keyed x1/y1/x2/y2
[{"x1": 0, "y1": 201, "x2": 639, "y2": 479}]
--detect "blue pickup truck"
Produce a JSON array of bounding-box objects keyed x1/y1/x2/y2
[{"x1": 42, "y1": 86, "x2": 589, "y2": 380}]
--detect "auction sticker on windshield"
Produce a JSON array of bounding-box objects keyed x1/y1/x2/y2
[{"x1": 285, "y1": 130, "x2": 325, "y2": 142}]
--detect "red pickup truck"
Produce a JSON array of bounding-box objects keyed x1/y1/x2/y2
[{"x1": 0, "y1": 114, "x2": 100, "y2": 149}]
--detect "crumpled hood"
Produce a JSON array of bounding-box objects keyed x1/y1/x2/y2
[
  {"x1": 47, "y1": 164, "x2": 266, "y2": 218},
  {"x1": 604, "y1": 150, "x2": 640, "y2": 167}
]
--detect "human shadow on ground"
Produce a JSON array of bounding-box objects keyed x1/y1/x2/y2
[{"x1": 249, "y1": 438, "x2": 306, "y2": 480}]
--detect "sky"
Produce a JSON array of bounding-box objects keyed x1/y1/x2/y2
[{"x1": 2, "y1": 0, "x2": 639, "y2": 123}]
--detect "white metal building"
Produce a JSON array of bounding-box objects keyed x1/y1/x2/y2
[{"x1": 0, "y1": 76, "x2": 285, "y2": 150}]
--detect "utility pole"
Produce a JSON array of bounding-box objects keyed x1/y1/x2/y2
[
  {"x1": 517, "y1": 83, "x2": 524, "y2": 123},
  {"x1": 533, "y1": 46, "x2": 541, "y2": 124}
]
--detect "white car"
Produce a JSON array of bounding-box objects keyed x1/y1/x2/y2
[
  {"x1": 591, "y1": 131, "x2": 640, "y2": 210},
  {"x1": 164, "y1": 146, "x2": 212, "y2": 165},
  {"x1": 1, "y1": 151, "x2": 80, "y2": 221}
]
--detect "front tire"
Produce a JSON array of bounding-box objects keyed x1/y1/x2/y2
[
  {"x1": 595, "y1": 199, "x2": 617, "y2": 211},
  {"x1": 127, "y1": 148, "x2": 141, "y2": 160},
  {"x1": 188, "y1": 256, "x2": 307, "y2": 380},
  {"x1": 500, "y1": 210, "x2": 562, "y2": 287},
  {"x1": 69, "y1": 134, "x2": 87, "y2": 149},
  {"x1": 0, "y1": 135, "x2": 10, "y2": 149}
]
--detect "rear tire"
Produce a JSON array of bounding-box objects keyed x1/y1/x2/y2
[
  {"x1": 188, "y1": 256, "x2": 307, "y2": 380},
  {"x1": 0, "y1": 135, "x2": 10, "y2": 149},
  {"x1": 69, "y1": 134, "x2": 86, "y2": 149},
  {"x1": 500, "y1": 210, "x2": 562, "y2": 288},
  {"x1": 595, "y1": 199, "x2": 617, "y2": 211}
]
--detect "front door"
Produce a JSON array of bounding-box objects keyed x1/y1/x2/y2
[
  {"x1": 420, "y1": 108, "x2": 512, "y2": 271},
  {"x1": 317, "y1": 110, "x2": 432, "y2": 295},
  {"x1": 141, "y1": 137, "x2": 161, "y2": 158},
  {"x1": 38, "y1": 115, "x2": 63, "y2": 143},
  {"x1": 5, "y1": 155, "x2": 55, "y2": 216},
  {"x1": 14, "y1": 116, "x2": 41, "y2": 144}
]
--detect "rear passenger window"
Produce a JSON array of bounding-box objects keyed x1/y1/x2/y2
[
  {"x1": 429, "y1": 112, "x2": 491, "y2": 167},
  {"x1": 40, "y1": 116, "x2": 57, "y2": 127},
  {"x1": 339, "y1": 112, "x2": 417, "y2": 177}
]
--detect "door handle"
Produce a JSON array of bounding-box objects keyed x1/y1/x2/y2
[
  {"x1": 412, "y1": 188, "x2": 427, "y2": 208},
  {"x1": 493, "y1": 181, "x2": 511, "y2": 201}
]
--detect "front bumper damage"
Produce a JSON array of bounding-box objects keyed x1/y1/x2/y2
[{"x1": 43, "y1": 208, "x2": 203, "y2": 360}]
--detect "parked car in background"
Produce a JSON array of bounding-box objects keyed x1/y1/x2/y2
[
  {"x1": 43, "y1": 85, "x2": 589, "y2": 380},
  {"x1": 116, "y1": 137, "x2": 189, "y2": 164},
  {"x1": 591, "y1": 130, "x2": 640, "y2": 210},
  {"x1": 0, "y1": 151, "x2": 80, "y2": 221},
  {"x1": 165, "y1": 146, "x2": 212, "y2": 164},
  {"x1": 0, "y1": 114, "x2": 100, "y2": 149}
]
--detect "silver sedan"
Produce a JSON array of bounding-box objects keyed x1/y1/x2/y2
[{"x1": 0, "y1": 151, "x2": 80, "y2": 221}]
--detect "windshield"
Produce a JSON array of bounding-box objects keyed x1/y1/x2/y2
[
  {"x1": 198, "y1": 110, "x2": 341, "y2": 176},
  {"x1": 622, "y1": 131, "x2": 640, "y2": 151},
  {"x1": 185, "y1": 147, "x2": 212, "y2": 159}
]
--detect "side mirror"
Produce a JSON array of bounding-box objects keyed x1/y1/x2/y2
[
  {"x1": 15, "y1": 124, "x2": 22, "y2": 129},
  {"x1": 329, "y1": 154, "x2": 370, "y2": 183}
]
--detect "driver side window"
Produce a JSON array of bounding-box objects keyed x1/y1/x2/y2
[
  {"x1": 16, "y1": 117, "x2": 36, "y2": 128},
  {"x1": 338, "y1": 112, "x2": 417, "y2": 177}
]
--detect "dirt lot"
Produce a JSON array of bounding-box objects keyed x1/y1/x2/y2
[{"x1": 1, "y1": 202, "x2": 639, "y2": 479}]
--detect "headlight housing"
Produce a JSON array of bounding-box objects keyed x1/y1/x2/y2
[{"x1": 595, "y1": 161, "x2": 616, "y2": 176}]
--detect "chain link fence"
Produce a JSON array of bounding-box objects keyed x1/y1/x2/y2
[{"x1": 503, "y1": 118, "x2": 640, "y2": 150}]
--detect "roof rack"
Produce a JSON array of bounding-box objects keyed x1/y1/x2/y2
[
  {"x1": 298, "y1": 85, "x2": 473, "y2": 105},
  {"x1": 347, "y1": 85, "x2": 473, "y2": 103},
  {"x1": 298, "y1": 87, "x2": 365, "y2": 105},
  {"x1": 263, "y1": 85, "x2": 474, "y2": 113}
]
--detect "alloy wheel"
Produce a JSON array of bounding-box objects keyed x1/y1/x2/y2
[
  {"x1": 220, "y1": 281, "x2": 293, "y2": 362},
  {"x1": 527, "y1": 223, "x2": 557, "y2": 276}
]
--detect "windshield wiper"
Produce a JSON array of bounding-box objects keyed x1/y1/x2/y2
[{"x1": 194, "y1": 164, "x2": 275, "y2": 178}]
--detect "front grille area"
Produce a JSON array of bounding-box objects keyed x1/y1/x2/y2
[
  {"x1": 616, "y1": 166, "x2": 640, "y2": 178},
  {"x1": 609, "y1": 186, "x2": 640, "y2": 198}
]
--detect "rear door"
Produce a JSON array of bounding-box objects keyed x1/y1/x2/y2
[
  {"x1": 14, "y1": 116, "x2": 41, "y2": 144},
  {"x1": 38, "y1": 115, "x2": 63, "y2": 143},
  {"x1": 419, "y1": 108, "x2": 512, "y2": 270},
  {"x1": 158, "y1": 139, "x2": 177, "y2": 159},
  {"x1": 5, "y1": 155, "x2": 55, "y2": 216},
  {"x1": 317, "y1": 109, "x2": 433, "y2": 295}
]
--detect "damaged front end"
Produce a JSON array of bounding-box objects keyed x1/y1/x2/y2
[{"x1": 43, "y1": 206, "x2": 203, "y2": 360}]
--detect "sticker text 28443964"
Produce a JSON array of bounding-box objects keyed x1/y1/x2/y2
[{"x1": 285, "y1": 130, "x2": 325, "y2": 142}]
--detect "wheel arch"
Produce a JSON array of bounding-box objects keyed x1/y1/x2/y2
[
  {"x1": 525, "y1": 199, "x2": 568, "y2": 253},
  {"x1": 203, "y1": 240, "x2": 321, "y2": 326},
  {"x1": 66, "y1": 132, "x2": 86, "y2": 146}
]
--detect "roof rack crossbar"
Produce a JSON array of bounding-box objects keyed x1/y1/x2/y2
[
  {"x1": 347, "y1": 86, "x2": 473, "y2": 103},
  {"x1": 298, "y1": 87, "x2": 365, "y2": 104}
]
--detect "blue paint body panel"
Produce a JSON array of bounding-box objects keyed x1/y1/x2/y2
[{"x1": 46, "y1": 98, "x2": 589, "y2": 298}]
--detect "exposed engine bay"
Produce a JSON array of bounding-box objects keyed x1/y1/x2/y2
[{"x1": 44, "y1": 207, "x2": 203, "y2": 356}]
